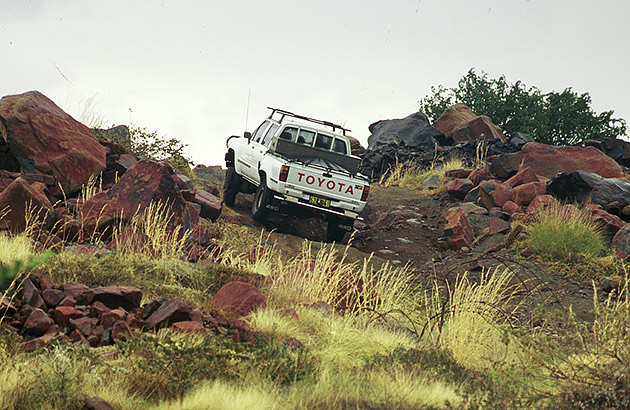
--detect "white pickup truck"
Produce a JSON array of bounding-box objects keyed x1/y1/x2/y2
[{"x1": 224, "y1": 107, "x2": 370, "y2": 242}]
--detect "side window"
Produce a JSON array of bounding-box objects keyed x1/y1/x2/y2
[
  {"x1": 253, "y1": 121, "x2": 269, "y2": 143},
  {"x1": 262, "y1": 124, "x2": 279, "y2": 147},
  {"x1": 297, "y1": 129, "x2": 315, "y2": 146},
  {"x1": 332, "y1": 139, "x2": 348, "y2": 154},
  {"x1": 315, "y1": 133, "x2": 333, "y2": 150},
  {"x1": 279, "y1": 126, "x2": 298, "y2": 142}
]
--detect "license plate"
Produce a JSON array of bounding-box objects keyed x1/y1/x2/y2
[{"x1": 309, "y1": 195, "x2": 330, "y2": 208}]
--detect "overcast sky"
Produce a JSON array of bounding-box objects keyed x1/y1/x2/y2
[{"x1": 1, "y1": 0, "x2": 629, "y2": 166}]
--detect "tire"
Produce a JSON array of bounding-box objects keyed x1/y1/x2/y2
[
  {"x1": 252, "y1": 178, "x2": 273, "y2": 222},
  {"x1": 326, "y1": 217, "x2": 354, "y2": 243},
  {"x1": 223, "y1": 167, "x2": 241, "y2": 207}
]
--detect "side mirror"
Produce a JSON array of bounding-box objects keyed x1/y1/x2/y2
[{"x1": 244, "y1": 132, "x2": 252, "y2": 141}]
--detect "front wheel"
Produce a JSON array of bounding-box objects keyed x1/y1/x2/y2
[
  {"x1": 252, "y1": 179, "x2": 273, "y2": 222},
  {"x1": 223, "y1": 167, "x2": 242, "y2": 207}
]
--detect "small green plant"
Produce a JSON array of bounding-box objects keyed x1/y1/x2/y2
[{"x1": 527, "y1": 204, "x2": 607, "y2": 259}]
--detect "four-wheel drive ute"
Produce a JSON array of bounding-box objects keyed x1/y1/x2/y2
[{"x1": 224, "y1": 107, "x2": 371, "y2": 242}]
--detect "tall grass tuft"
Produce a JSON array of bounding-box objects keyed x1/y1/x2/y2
[
  {"x1": 527, "y1": 204, "x2": 606, "y2": 259},
  {"x1": 381, "y1": 157, "x2": 469, "y2": 195}
]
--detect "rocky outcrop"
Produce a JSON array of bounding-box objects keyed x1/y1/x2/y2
[
  {"x1": 0, "y1": 91, "x2": 106, "y2": 195},
  {"x1": 0, "y1": 177, "x2": 54, "y2": 232}
]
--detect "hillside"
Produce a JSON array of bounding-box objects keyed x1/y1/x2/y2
[{"x1": 1, "y1": 91, "x2": 629, "y2": 409}]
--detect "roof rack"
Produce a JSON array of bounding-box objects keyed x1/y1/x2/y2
[{"x1": 267, "y1": 107, "x2": 351, "y2": 136}]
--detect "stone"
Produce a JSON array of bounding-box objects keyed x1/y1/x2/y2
[
  {"x1": 521, "y1": 246, "x2": 539, "y2": 258},
  {"x1": 463, "y1": 186, "x2": 480, "y2": 204},
  {"x1": 488, "y1": 152, "x2": 522, "y2": 180},
  {"x1": 19, "y1": 278, "x2": 45, "y2": 309},
  {"x1": 547, "y1": 171, "x2": 630, "y2": 212},
  {"x1": 443, "y1": 207, "x2": 474, "y2": 250},
  {"x1": 488, "y1": 209, "x2": 510, "y2": 221},
  {"x1": 512, "y1": 181, "x2": 547, "y2": 207},
  {"x1": 346, "y1": 135, "x2": 366, "y2": 156},
  {"x1": 502, "y1": 200, "x2": 523, "y2": 215},
  {"x1": 52, "y1": 306, "x2": 84, "y2": 328},
  {"x1": 367, "y1": 111, "x2": 446, "y2": 149},
  {"x1": 41, "y1": 289, "x2": 66, "y2": 308},
  {"x1": 488, "y1": 217, "x2": 510, "y2": 235},
  {"x1": 444, "y1": 169, "x2": 472, "y2": 179},
  {"x1": 520, "y1": 142, "x2": 623, "y2": 179},
  {"x1": 79, "y1": 160, "x2": 191, "y2": 236},
  {"x1": 0, "y1": 177, "x2": 54, "y2": 232},
  {"x1": 110, "y1": 320, "x2": 133, "y2": 341},
  {"x1": 456, "y1": 202, "x2": 487, "y2": 215},
  {"x1": 478, "y1": 180, "x2": 513, "y2": 210},
  {"x1": 526, "y1": 195, "x2": 560, "y2": 214},
  {"x1": 599, "y1": 276, "x2": 619, "y2": 293},
  {"x1": 0, "y1": 91, "x2": 106, "y2": 195},
  {"x1": 421, "y1": 174, "x2": 441, "y2": 190},
  {"x1": 468, "y1": 168, "x2": 491, "y2": 186},
  {"x1": 191, "y1": 189, "x2": 222, "y2": 221},
  {"x1": 509, "y1": 132, "x2": 534, "y2": 149},
  {"x1": 61, "y1": 283, "x2": 90, "y2": 300},
  {"x1": 172, "y1": 321, "x2": 207, "y2": 334},
  {"x1": 23, "y1": 308, "x2": 53, "y2": 337},
  {"x1": 70, "y1": 317, "x2": 98, "y2": 337},
  {"x1": 212, "y1": 281, "x2": 267, "y2": 319},
  {"x1": 81, "y1": 286, "x2": 142, "y2": 311},
  {"x1": 612, "y1": 224, "x2": 630, "y2": 259},
  {"x1": 505, "y1": 166, "x2": 540, "y2": 188},
  {"x1": 585, "y1": 204, "x2": 626, "y2": 236},
  {"x1": 101, "y1": 309, "x2": 127, "y2": 330},
  {"x1": 144, "y1": 299, "x2": 196, "y2": 330},
  {"x1": 446, "y1": 178, "x2": 474, "y2": 200}
]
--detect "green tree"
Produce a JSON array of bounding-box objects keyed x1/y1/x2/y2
[{"x1": 419, "y1": 68, "x2": 627, "y2": 146}]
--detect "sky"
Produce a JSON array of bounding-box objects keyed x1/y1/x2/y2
[{"x1": 1, "y1": 0, "x2": 629, "y2": 166}]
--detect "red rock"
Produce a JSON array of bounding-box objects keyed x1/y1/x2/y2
[
  {"x1": 58, "y1": 296, "x2": 77, "y2": 307},
  {"x1": 0, "y1": 91, "x2": 106, "y2": 194},
  {"x1": 172, "y1": 321, "x2": 207, "y2": 334},
  {"x1": 101, "y1": 309, "x2": 127, "y2": 330},
  {"x1": 278, "y1": 308, "x2": 299, "y2": 321},
  {"x1": 70, "y1": 317, "x2": 99, "y2": 337},
  {"x1": 19, "y1": 278, "x2": 45, "y2": 309},
  {"x1": 79, "y1": 160, "x2": 191, "y2": 236},
  {"x1": 23, "y1": 308, "x2": 53, "y2": 337},
  {"x1": 69, "y1": 329, "x2": 90, "y2": 346},
  {"x1": 212, "y1": 281, "x2": 266, "y2": 319},
  {"x1": 502, "y1": 200, "x2": 523, "y2": 215},
  {"x1": 41, "y1": 288, "x2": 65, "y2": 308},
  {"x1": 111, "y1": 320, "x2": 134, "y2": 341},
  {"x1": 444, "y1": 169, "x2": 472, "y2": 179},
  {"x1": 505, "y1": 166, "x2": 540, "y2": 188},
  {"x1": 612, "y1": 224, "x2": 630, "y2": 259},
  {"x1": 22, "y1": 331, "x2": 59, "y2": 353},
  {"x1": 82, "y1": 286, "x2": 142, "y2": 311},
  {"x1": 436, "y1": 104, "x2": 506, "y2": 143},
  {"x1": 468, "y1": 168, "x2": 491, "y2": 186},
  {"x1": 436, "y1": 104, "x2": 477, "y2": 136},
  {"x1": 445, "y1": 178, "x2": 474, "y2": 200},
  {"x1": 52, "y1": 214, "x2": 82, "y2": 242},
  {"x1": 60, "y1": 283, "x2": 90, "y2": 300},
  {"x1": 455, "y1": 202, "x2": 487, "y2": 215},
  {"x1": 478, "y1": 180, "x2": 513, "y2": 210},
  {"x1": 192, "y1": 189, "x2": 222, "y2": 221},
  {"x1": 512, "y1": 181, "x2": 547, "y2": 207},
  {"x1": 0, "y1": 177, "x2": 54, "y2": 232},
  {"x1": 53, "y1": 306, "x2": 84, "y2": 327},
  {"x1": 144, "y1": 299, "x2": 196, "y2": 330},
  {"x1": 83, "y1": 397, "x2": 117, "y2": 410},
  {"x1": 444, "y1": 207, "x2": 474, "y2": 250},
  {"x1": 125, "y1": 314, "x2": 144, "y2": 329},
  {"x1": 585, "y1": 204, "x2": 626, "y2": 236},
  {"x1": 520, "y1": 142, "x2": 623, "y2": 179},
  {"x1": 186, "y1": 201, "x2": 200, "y2": 226},
  {"x1": 488, "y1": 217, "x2": 510, "y2": 235},
  {"x1": 526, "y1": 195, "x2": 560, "y2": 214}
]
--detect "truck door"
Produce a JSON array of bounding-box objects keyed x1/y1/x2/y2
[{"x1": 241, "y1": 120, "x2": 270, "y2": 181}]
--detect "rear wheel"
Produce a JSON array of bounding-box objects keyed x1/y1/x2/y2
[
  {"x1": 223, "y1": 167, "x2": 242, "y2": 207},
  {"x1": 326, "y1": 216, "x2": 354, "y2": 243},
  {"x1": 252, "y1": 178, "x2": 273, "y2": 221}
]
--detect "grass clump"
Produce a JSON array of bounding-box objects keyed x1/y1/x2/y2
[
  {"x1": 381, "y1": 157, "x2": 469, "y2": 195},
  {"x1": 527, "y1": 204, "x2": 607, "y2": 259}
]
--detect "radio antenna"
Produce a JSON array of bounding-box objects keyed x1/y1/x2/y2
[{"x1": 244, "y1": 88, "x2": 251, "y2": 133}]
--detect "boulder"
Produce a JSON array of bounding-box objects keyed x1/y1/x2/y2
[
  {"x1": 0, "y1": 91, "x2": 106, "y2": 194},
  {"x1": 212, "y1": 281, "x2": 266, "y2": 318},
  {"x1": 505, "y1": 167, "x2": 540, "y2": 188},
  {"x1": 612, "y1": 224, "x2": 630, "y2": 259},
  {"x1": 468, "y1": 168, "x2": 491, "y2": 186},
  {"x1": 488, "y1": 217, "x2": 510, "y2": 235},
  {"x1": 488, "y1": 152, "x2": 522, "y2": 179},
  {"x1": 191, "y1": 189, "x2": 222, "y2": 221},
  {"x1": 367, "y1": 111, "x2": 445, "y2": 149},
  {"x1": 346, "y1": 136, "x2": 366, "y2": 156},
  {"x1": 520, "y1": 143, "x2": 623, "y2": 179},
  {"x1": 512, "y1": 181, "x2": 547, "y2": 207},
  {"x1": 79, "y1": 160, "x2": 191, "y2": 235},
  {"x1": 547, "y1": 171, "x2": 630, "y2": 213},
  {"x1": 23, "y1": 308, "x2": 53, "y2": 337},
  {"x1": 509, "y1": 132, "x2": 534, "y2": 149},
  {"x1": 446, "y1": 178, "x2": 474, "y2": 200},
  {"x1": 443, "y1": 207, "x2": 474, "y2": 250},
  {"x1": 81, "y1": 286, "x2": 143, "y2": 311},
  {"x1": 585, "y1": 204, "x2": 626, "y2": 236},
  {"x1": 526, "y1": 195, "x2": 560, "y2": 214},
  {"x1": 502, "y1": 200, "x2": 523, "y2": 215},
  {"x1": 0, "y1": 177, "x2": 54, "y2": 232},
  {"x1": 435, "y1": 104, "x2": 506, "y2": 143},
  {"x1": 478, "y1": 180, "x2": 513, "y2": 210},
  {"x1": 585, "y1": 137, "x2": 630, "y2": 168},
  {"x1": 144, "y1": 299, "x2": 196, "y2": 330}
]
